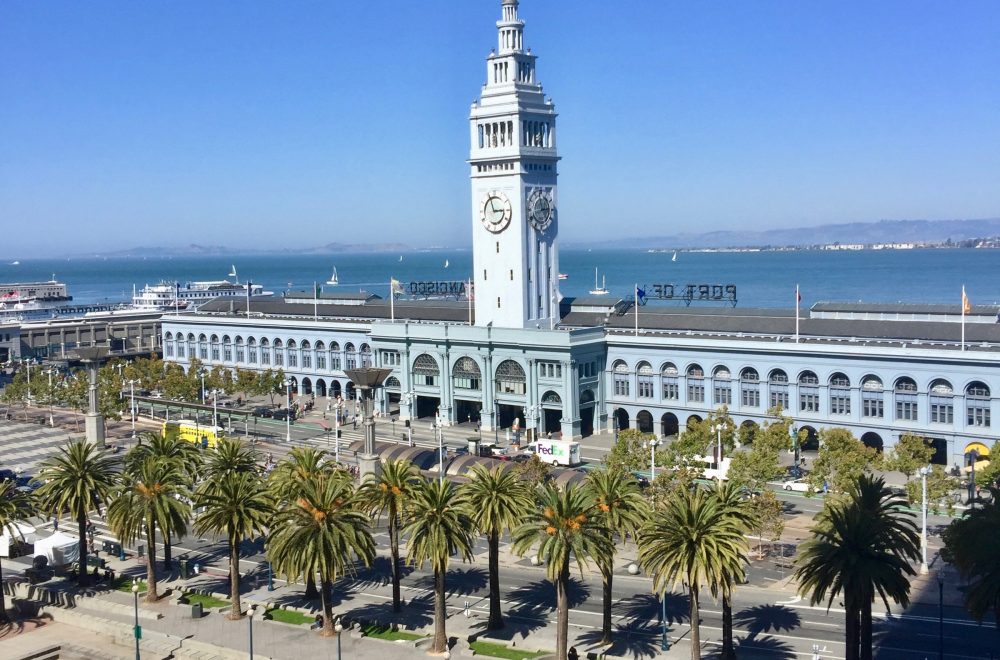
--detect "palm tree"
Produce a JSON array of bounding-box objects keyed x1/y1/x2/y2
[
  {"x1": 359, "y1": 459, "x2": 418, "y2": 613},
  {"x1": 584, "y1": 467, "x2": 647, "y2": 644},
  {"x1": 202, "y1": 437, "x2": 260, "y2": 490},
  {"x1": 126, "y1": 431, "x2": 202, "y2": 570},
  {"x1": 0, "y1": 479, "x2": 34, "y2": 621},
  {"x1": 404, "y1": 477, "x2": 474, "y2": 653},
  {"x1": 712, "y1": 480, "x2": 753, "y2": 660},
  {"x1": 268, "y1": 471, "x2": 375, "y2": 636},
  {"x1": 36, "y1": 439, "x2": 118, "y2": 587},
  {"x1": 637, "y1": 486, "x2": 746, "y2": 660},
  {"x1": 194, "y1": 472, "x2": 273, "y2": 619},
  {"x1": 268, "y1": 447, "x2": 334, "y2": 600},
  {"x1": 794, "y1": 475, "x2": 919, "y2": 660},
  {"x1": 459, "y1": 463, "x2": 532, "y2": 630},
  {"x1": 512, "y1": 483, "x2": 614, "y2": 660},
  {"x1": 107, "y1": 456, "x2": 190, "y2": 602},
  {"x1": 942, "y1": 486, "x2": 1000, "y2": 627}
]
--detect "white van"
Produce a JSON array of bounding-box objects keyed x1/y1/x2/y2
[{"x1": 522, "y1": 440, "x2": 582, "y2": 467}]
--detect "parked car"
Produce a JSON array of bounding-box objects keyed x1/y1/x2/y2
[
  {"x1": 272, "y1": 408, "x2": 296, "y2": 422},
  {"x1": 253, "y1": 406, "x2": 273, "y2": 418},
  {"x1": 776, "y1": 479, "x2": 813, "y2": 493}
]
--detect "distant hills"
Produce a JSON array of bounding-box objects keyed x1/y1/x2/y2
[
  {"x1": 85, "y1": 242, "x2": 411, "y2": 258},
  {"x1": 573, "y1": 218, "x2": 1000, "y2": 250}
]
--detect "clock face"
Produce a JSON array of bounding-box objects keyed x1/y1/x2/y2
[
  {"x1": 480, "y1": 191, "x2": 512, "y2": 234},
  {"x1": 527, "y1": 189, "x2": 554, "y2": 231}
]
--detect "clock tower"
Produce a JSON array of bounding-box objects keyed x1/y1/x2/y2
[{"x1": 470, "y1": 0, "x2": 560, "y2": 329}]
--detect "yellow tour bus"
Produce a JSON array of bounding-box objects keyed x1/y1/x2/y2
[{"x1": 162, "y1": 419, "x2": 225, "y2": 449}]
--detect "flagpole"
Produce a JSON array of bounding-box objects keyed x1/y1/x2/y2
[
  {"x1": 314, "y1": 282, "x2": 318, "y2": 322},
  {"x1": 467, "y1": 279, "x2": 472, "y2": 325},
  {"x1": 634, "y1": 283, "x2": 639, "y2": 337},
  {"x1": 961, "y1": 285, "x2": 966, "y2": 352},
  {"x1": 390, "y1": 279, "x2": 395, "y2": 322},
  {"x1": 795, "y1": 284, "x2": 800, "y2": 344},
  {"x1": 246, "y1": 280, "x2": 251, "y2": 320}
]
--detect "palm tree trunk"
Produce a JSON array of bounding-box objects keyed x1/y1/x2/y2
[
  {"x1": 0, "y1": 554, "x2": 8, "y2": 622},
  {"x1": 859, "y1": 597, "x2": 873, "y2": 660},
  {"x1": 688, "y1": 586, "x2": 700, "y2": 660},
  {"x1": 433, "y1": 566, "x2": 448, "y2": 654},
  {"x1": 556, "y1": 556, "x2": 571, "y2": 660},
  {"x1": 487, "y1": 529, "x2": 503, "y2": 630},
  {"x1": 390, "y1": 511, "x2": 401, "y2": 613},
  {"x1": 319, "y1": 579, "x2": 335, "y2": 637},
  {"x1": 163, "y1": 528, "x2": 172, "y2": 571},
  {"x1": 845, "y1": 603, "x2": 860, "y2": 660},
  {"x1": 228, "y1": 536, "x2": 243, "y2": 619},
  {"x1": 76, "y1": 505, "x2": 89, "y2": 588},
  {"x1": 305, "y1": 573, "x2": 319, "y2": 599},
  {"x1": 600, "y1": 561, "x2": 613, "y2": 644},
  {"x1": 722, "y1": 590, "x2": 735, "y2": 659},
  {"x1": 144, "y1": 520, "x2": 159, "y2": 602}
]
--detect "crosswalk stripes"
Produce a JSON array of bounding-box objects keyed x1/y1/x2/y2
[{"x1": 0, "y1": 422, "x2": 79, "y2": 475}]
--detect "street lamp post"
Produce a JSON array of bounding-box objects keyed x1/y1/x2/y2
[
  {"x1": 284, "y1": 379, "x2": 292, "y2": 443},
  {"x1": 648, "y1": 438, "x2": 659, "y2": 480},
  {"x1": 436, "y1": 412, "x2": 445, "y2": 484},
  {"x1": 335, "y1": 621, "x2": 344, "y2": 660},
  {"x1": 46, "y1": 368, "x2": 56, "y2": 427},
  {"x1": 660, "y1": 592, "x2": 669, "y2": 650},
  {"x1": 248, "y1": 603, "x2": 257, "y2": 660},
  {"x1": 199, "y1": 369, "x2": 206, "y2": 405},
  {"x1": 127, "y1": 378, "x2": 140, "y2": 439},
  {"x1": 493, "y1": 399, "x2": 500, "y2": 446},
  {"x1": 712, "y1": 423, "x2": 724, "y2": 468},
  {"x1": 919, "y1": 465, "x2": 930, "y2": 574},
  {"x1": 212, "y1": 390, "x2": 218, "y2": 428},
  {"x1": 267, "y1": 561, "x2": 274, "y2": 591},
  {"x1": 131, "y1": 578, "x2": 142, "y2": 660}
]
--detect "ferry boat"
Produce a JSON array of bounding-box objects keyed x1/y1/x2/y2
[
  {"x1": 132, "y1": 280, "x2": 270, "y2": 311},
  {"x1": 0, "y1": 291, "x2": 130, "y2": 324}
]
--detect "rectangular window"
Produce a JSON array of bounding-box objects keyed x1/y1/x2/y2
[
  {"x1": 177, "y1": 343, "x2": 185, "y2": 358},
  {"x1": 662, "y1": 378, "x2": 679, "y2": 400},
  {"x1": 288, "y1": 352, "x2": 298, "y2": 368},
  {"x1": 688, "y1": 381, "x2": 705, "y2": 403},
  {"x1": 262, "y1": 350, "x2": 270, "y2": 365},
  {"x1": 510, "y1": 269, "x2": 514, "y2": 281},
  {"x1": 799, "y1": 389, "x2": 819, "y2": 413},
  {"x1": 275, "y1": 351, "x2": 283, "y2": 366},
  {"x1": 830, "y1": 391, "x2": 850, "y2": 415},
  {"x1": 223, "y1": 347, "x2": 232, "y2": 362},
  {"x1": 862, "y1": 392, "x2": 883, "y2": 418},
  {"x1": 302, "y1": 353, "x2": 311, "y2": 369},
  {"x1": 895, "y1": 395, "x2": 918, "y2": 421},
  {"x1": 714, "y1": 384, "x2": 732, "y2": 405},
  {"x1": 613, "y1": 376, "x2": 630, "y2": 397},
  {"x1": 317, "y1": 354, "x2": 326, "y2": 370},
  {"x1": 248, "y1": 349, "x2": 257, "y2": 364},
  {"x1": 211, "y1": 347, "x2": 220, "y2": 361},
  {"x1": 417, "y1": 374, "x2": 437, "y2": 387},
  {"x1": 236, "y1": 347, "x2": 244, "y2": 362},
  {"x1": 741, "y1": 385, "x2": 759, "y2": 408},
  {"x1": 769, "y1": 388, "x2": 789, "y2": 411},
  {"x1": 967, "y1": 404, "x2": 991, "y2": 427},
  {"x1": 165, "y1": 343, "x2": 174, "y2": 357},
  {"x1": 331, "y1": 355, "x2": 341, "y2": 370},
  {"x1": 497, "y1": 297, "x2": 501, "y2": 309}
]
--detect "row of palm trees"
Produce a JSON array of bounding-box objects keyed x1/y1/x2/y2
[{"x1": 3, "y1": 434, "x2": 936, "y2": 659}]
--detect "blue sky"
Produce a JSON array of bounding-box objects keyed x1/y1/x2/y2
[{"x1": 1, "y1": 0, "x2": 998, "y2": 256}]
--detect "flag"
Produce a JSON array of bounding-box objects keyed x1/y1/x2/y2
[
  {"x1": 315, "y1": 283, "x2": 322, "y2": 297},
  {"x1": 962, "y1": 287, "x2": 972, "y2": 314},
  {"x1": 635, "y1": 285, "x2": 646, "y2": 305},
  {"x1": 246, "y1": 280, "x2": 252, "y2": 319},
  {"x1": 390, "y1": 278, "x2": 405, "y2": 296}
]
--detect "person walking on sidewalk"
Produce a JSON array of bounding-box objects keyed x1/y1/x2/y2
[{"x1": 568, "y1": 647, "x2": 579, "y2": 660}]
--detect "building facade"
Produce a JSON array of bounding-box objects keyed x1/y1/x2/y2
[{"x1": 159, "y1": 1, "x2": 999, "y2": 466}]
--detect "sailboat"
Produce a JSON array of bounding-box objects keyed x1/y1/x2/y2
[
  {"x1": 399, "y1": 255, "x2": 404, "y2": 262},
  {"x1": 444, "y1": 259, "x2": 450, "y2": 268},
  {"x1": 228, "y1": 264, "x2": 239, "y2": 281},
  {"x1": 326, "y1": 267, "x2": 339, "y2": 286},
  {"x1": 589, "y1": 267, "x2": 609, "y2": 295},
  {"x1": 671, "y1": 251, "x2": 678, "y2": 262}
]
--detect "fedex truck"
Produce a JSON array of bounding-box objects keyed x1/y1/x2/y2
[{"x1": 522, "y1": 440, "x2": 582, "y2": 467}]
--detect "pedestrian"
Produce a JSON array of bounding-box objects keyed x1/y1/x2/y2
[{"x1": 568, "y1": 647, "x2": 579, "y2": 660}]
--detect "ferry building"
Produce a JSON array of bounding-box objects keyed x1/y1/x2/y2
[{"x1": 160, "y1": 0, "x2": 999, "y2": 467}]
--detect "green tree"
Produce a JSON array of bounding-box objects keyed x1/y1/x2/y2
[
  {"x1": 108, "y1": 455, "x2": 190, "y2": 602},
  {"x1": 668, "y1": 407, "x2": 737, "y2": 467},
  {"x1": 359, "y1": 460, "x2": 419, "y2": 613},
  {"x1": 404, "y1": 477, "x2": 474, "y2": 653},
  {"x1": 512, "y1": 453, "x2": 552, "y2": 486},
  {"x1": 61, "y1": 370, "x2": 89, "y2": 430},
  {"x1": 269, "y1": 447, "x2": 336, "y2": 599},
  {"x1": 162, "y1": 363, "x2": 199, "y2": 402},
  {"x1": 512, "y1": 484, "x2": 613, "y2": 660},
  {"x1": 748, "y1": 490, "x2": 785, "y2": 558},
  {"x1": 233, "y1": 368, "x2": 260, "y2": 405},
  {"x1": 808, "y1": 427, "x2": 881, "y2": 495},
  {"x1": 460, "y1": 464, "x2": 532, "y2": 630},
  {"x1": 584, "y1": 468, "x2": 648, "y2": 645},
  {"x1": 268, "y1": 471, "x2": 375, "y2": 636},
  {"x1": 206, "y1": 365, "x2": 234, "y2": 395},
  {"x1": 941, "y1": 486, "x2": 1000, "y2": 627},
  {"x1": 794, "y1": 475, "x2": 920, "y2": 660},
  {"x1": 259, "y1": 369, "x2": 286, "y2": 406},
  {"x1": 36, "y1": 440, "x2": 119, "y2": 587},
  {"x1": 884, "y1": 433, "x2": 934, "y2": 480},
  {"x1": 194, "y1": 472, "x2": 273, "y2": 619},
  {"x1": 638, "y1": 486, "x2": 747, "y2": 660},
  {"x1": 904, "y1": 464, "x2": 957, "y2": 516},
  {"x1": 727, "y1": 410, "x2": 791, "y2": 493},
  {"x1": 0, "y1": 374, "x2": 30, "y2": 421},
  {"x1": 973, "y1": 441, "x2": 1000, "y2": 489},
  {"x1": 603, "y1": 428, "x2": 661, "y2": 474},
  {"x1": 0, "y1": 479, "x2": 34, "y2": 621}
]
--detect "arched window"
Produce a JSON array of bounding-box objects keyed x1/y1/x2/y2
[
  {"x1": 260, "y1": 338, "x2": 271, "y2": 365},
  {"x1": 495, "y1": 359, "x2": 527, "y2": 395},
  {"x1": 360, "y1": 343, "x2": 372, "y2": 367},
  {"x1": 966, "y1": 381, "x2": 991, "y2": 428},
  {"x1": 895, "y1": 377, "x2": 918, "y2": 421},
  {"x1": 798, "y1": 370, "x2": 819, "y2": 413},
  {"x1": 452, "y1": 357, "x2": 482, "y2": 390},
  {"x1": 211, "y1": 335, "x2": 221, "y2": 361},
  {"x1": 861, "y1": 375, "x2": 883, "y2": 418},
  {"x1": 768, "y1": 369, "x2": 789, "y2": 411},
  {"x1": 711, "y1": 366, "x2": 731, "y2": 406},
  {"x1": 413, "y1": 353, "x2": 440, "y2": 387},
  {"x1": 234, "y1": 336, "x2": 245, "y2": 363},
  {"x1": 740, "y1": 367, "x2": 760, "y2": 408},
  {"x1": 273, "y1": 338, "x2": 284, "y2": 366},
  {"x1": 286, "y1": 339, "x2": 298, "y2": 368},
  {"x1": 222, "y1": 335, "x2": 233, "y2": 362},
  {"x1": 198, "y1": 334, "x2": 208, "y2": 360},
  {"x1": 164, "y1": 331, "x2": 174, "y2": 357},
  {"x1": 661, "y1": 362, "x2": 678, "y2": 400},
  {"x1": 542, "y1": 391, "x2": 562, "y2": 405},
  {"x1": 686, "y1": 364, "x2": 705, "y2": 403},
  {"x1": 929, "y1": 379, "x2": 953, "y2": 424},
  {"x1": 385, "y1": 376, "x2": 401, "y2": 389},
  {"x1": 314, "y1": 341, "x2": 326, "y2": 370},
  {"x1": 330, "y1": 341, "x2": 341, "y2": 370},
  {"x1": 612, "y1": 360, "x2": 630, "y2": 397},
  {"x1": 301, "y1": 340, "x2": 312, "y2": 369},
  {"x1": 829, "y1": 372, "x2": 850, "y2": 415},
  {"x1": 636, "y1": 362, "x2": 654, "y2": 398},
  {"x1": 247, "y1": 337, "x2": 257, "y2": 364},
  {"x1": 345, "y1": 343, "x2": 357, "y2": 370}
]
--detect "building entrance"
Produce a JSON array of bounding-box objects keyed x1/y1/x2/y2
[
  {"x1": 415, "y1": 395, "x2": 440, "y2": 420},
  {"x1": 496, "y1": 403, "x2": 525, "y2": 432},
  {"x1": 454, "y1": 399, "x2": 482, "y2": 424},
  {"x1": 385, "y1": 392, "x2": 400, "y2": 416},
  {"x1": 542, "y1": 408, "x2": 561, "y2": 435}
]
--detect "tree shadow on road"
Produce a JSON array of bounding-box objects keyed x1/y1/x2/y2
[
  {"x1": 342, "y1": 597, "x2": 433, "y2": 630},
  {"x1": 468, "y1": 603, "x2": 547, "y2": 644},
  {"x1": 412, "y1": 567, "x2": 488, "y2": 597},
  {"x1": 733, "y1": 604, "x2": 801, "y2": 641},
  {"x1": 619, "y1": 592, "x2": 690, "y2": 627},
  {"x1": 350, "y1": 557, "x2": 415, "y2": 590},
  {"x1": 507, "y1": 577, "x2": 590, "y2": 611},
  {"x1": 730, "y1": 635, "x2": 797, "y2": 659},
  {"x1": 576, "y1": 621, "x2": 663, "y2": 659}
]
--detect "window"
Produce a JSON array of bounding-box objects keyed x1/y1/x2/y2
[
  {"x1": 315, "y1": 341, "x2": 326, "y2": 370},
  {"x1": 235, "y1": 337, "x2": 245, "y2": 363},
  {"x1": 966, "y1": 381, "x2": 991, "y2": 427},
  {"x1": 862, "y1": 376, "x2": 883, "y2": 418},
  {"x1": 637, "y1": 362, "x2": 654, "y2": 398},
  {"x1": 273, "y1": 339, "x2": 284, "y2": 366},
  {"x1": 413, "y1": 354, "x2": 440, "y2": 387},
  {"x1": 895, "y1": 377, "x2": 918, "y2": 421},
  {"x1": 661, "y1": 363, "x2": 679, "y2": 400},
  {"x1": 210, "y1": 335, "x2": 220, "y2": 361},
  {"x1": 452, "y1": 357, "x2": 482, "y2": 390},
  {"x1": 198, "y1": 335, "x2": 208, "y2": 360},
  {"x1": 247, "y1": 338, "x2": 257, "y2": 364},
  {"x1": 345, "y1": 343, "x2": 357, "y2": 370},
  {"x1": 330, "y1": 342, "x2": 341, "y2": 370},
  {"x1": 929, "y1": 379, "x2": 953, "y2": 424},
  {"x1": 496, "y1": 359, "x2": 527, "y2": 395},
  {"x1": 381, "y1": 351, "x2": 400, "y2": 366},
  {"x1": 769, "y1": 369, "x2": 789, "y2": 411},
  {"x1": 261, "y1": 339, "x2": 271, "y2": 365},
  {"x1": 222, "y1": 336, "x2": 232, "y2": 362},
  {"x1": 360, "y1": 344, "x2": 373, "y2": 367},
  {"x1": 740, "y1": 368, "x2": 760, "y2": 408},
  {"x1": 613, "y1": 361, "x2": 630, "y2": 397},
  {"x1": 287, "y1": 340, "x2": 298, "y2": 368},
  {"x1": 687, "y1": 364, "x2": 705, "y2": 403},
  {"x1": 713, "y1": 367, "x2": 732, "y2": 405},
  {"x1": 829, "y1": 373, "x2": 850, "y2": 415},
  {"x1": 301, "y1": 341, "x2": 311, "y2": 369},
  {"x1": 798, "y1": 371, "x2": 819, "y2": 413},
  {"x1": 165, "y1": 342, "x2": 174, "y2": 357}
]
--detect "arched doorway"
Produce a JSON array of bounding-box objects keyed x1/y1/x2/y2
[
  {"x1": 636, "y1": 410, "x2": 654, "y2": 434},
  {"x1": 541, "y1": 391, "x2": 563, "y2": 436},
  {"x1": 580, "y1": 390, "x2": 595, "y2": 438},
  {"x1": 301, "y1": 377, "x2": 313, "y2": 396},
  {"x1": 686, "y1": 414, "x2": 702, "y2": 430},
  {"x1": 660, "y1": 412, "x2": 679, "y2": 438},
  {"x1": 861, "y1": 431, "x2": 884, "y2": 453},
  {"x1": 798, "y1": 425, "x2": 819, "y2": 451},
  {"x1": 345, "y1": 382, "x2": 356, "y2": 401},
  {"x1": 614, "y1": 408, "x2": 630, "y2": 432},
  {"x1": 739, "y1": 420, "x2": 759, "y2": 445},
  {"x1": 315, "y1": 378, "x2": 327, "y2": 397},
  {"x1": 331, "y1": 380, "x2": 342, "y2": 399}
]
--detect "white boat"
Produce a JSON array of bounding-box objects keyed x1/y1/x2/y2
[
  {"x1": 589, "y1": 268, "x2": 609, "y2": 296},
  {"x1": 399, "y1": 255, "x2": 404, "y2": 262},
  {"x1": 672, "y1": 251, "x2": 678, "y2": 262},
  {"x1": 228, "y1": 264, "x2": 239, "y2": 281},
  {"x1": 326, "y1": 267, "x2": 339, "y2": 286},
  {"x1": 10, "y1": 261, "x2": 19, "y2": 266},
  {"x1": 444, "y1": 259, "x2": 450, "y2": 268},
  {"x1": 132, "y1": 278, "x2": 270, "y2": 311}
]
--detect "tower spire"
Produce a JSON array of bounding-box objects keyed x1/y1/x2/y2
[{"x1": 497, "y1": 0, "x2": 524, "y2": 54}]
